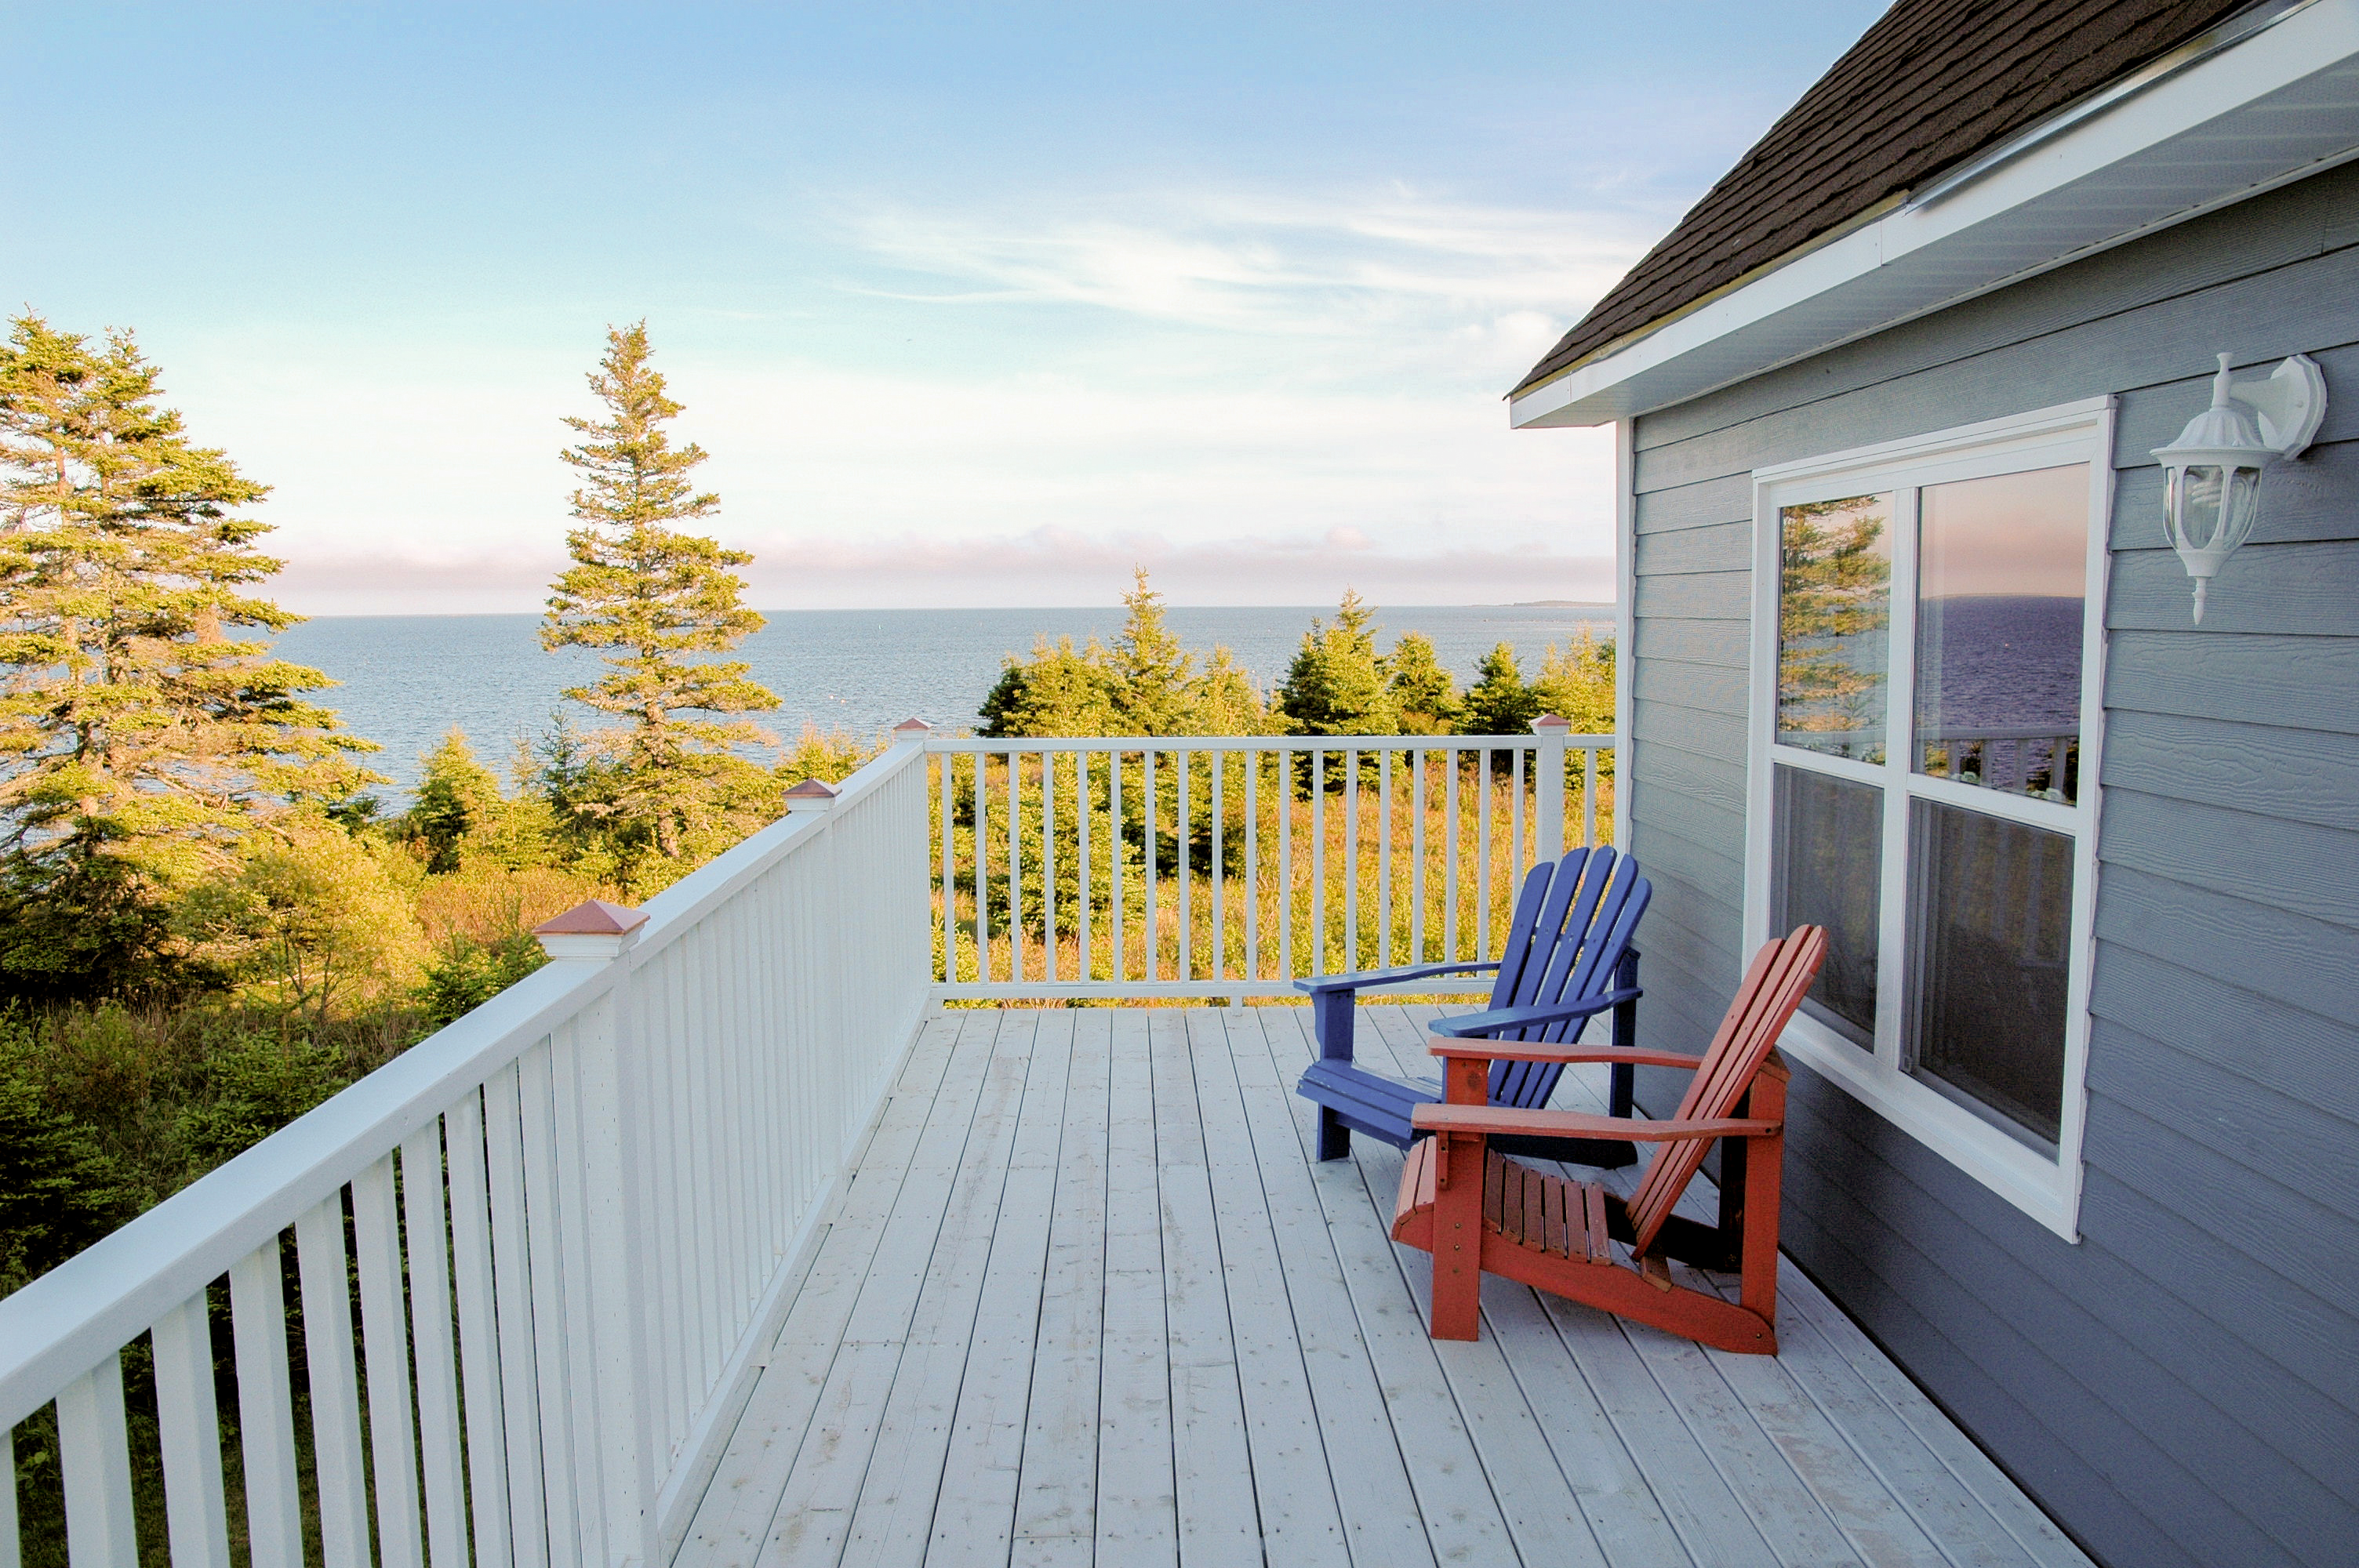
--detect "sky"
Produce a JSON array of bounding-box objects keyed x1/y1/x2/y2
[{"x1": 3, "y1": 2, "x2": 1888, "y2": 615}]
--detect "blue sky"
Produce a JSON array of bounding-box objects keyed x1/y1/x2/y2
[{"x1": 5, "y1": 2, "x2": 1886, "y2": 612}]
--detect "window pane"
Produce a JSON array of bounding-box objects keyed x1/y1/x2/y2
[
  {"x1": 1914, "y1": 466, "x2": 2088, "y2": 802},
  {"x1": 1772, "y1": 764, "x2": 1881, "y2": 1049},
  {"x1": 1779, "y1": 493, "x2": 1893, "y2": 762},
  {"x1": 1905, "y1": 799, "x2": 2074, "y2": 1148}
]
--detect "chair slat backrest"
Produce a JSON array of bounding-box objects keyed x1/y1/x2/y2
[
  {"x1": 1625, "y1": 927, "x2": 1827, "y2": 1255},
  {"x1": 1484, "y1": 857, "x2": 1573, "y2": 1012},
  {"x1": 1490, "y1": 850, "x2": 1653, "y2": 1110}
]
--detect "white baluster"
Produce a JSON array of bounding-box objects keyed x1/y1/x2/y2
[
  {"x1": 1077, "y1": 753, "x2": 1093, "y2": 982},
  {"x1": 230, "y1": 1239, "x2": 304, "y2": 1568},
  {"x1": 151, "y1": 1290, "x2": 231, "y2": 1568},
  {"x1": 1412, "y1": 750, "x2": 1427, "y2": 963},
  {"x1": 56, "y1": 1353, "x2": 136, "y2": 1568},
  {"x1": 295, "y1": 1195, "x2": 372, "y2": 1566},
  {"x1": 1244, "y1": 751, "x2": 1260, "y2": 982},
  {"x1": 1379, "y1": 749, "x2": 1394, "y2": 966}
]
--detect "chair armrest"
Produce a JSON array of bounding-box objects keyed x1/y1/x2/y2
[
  {"x1": 1411, "y1": 1102, "x2": 1778, "y2": 1142},
  {"x1": 1424, "y1": 1040, "x2": 1709, "y2": 1069},
  {"x1": 1427, "y1": 987, "x2": 1641, "y2": 1038},
  {"x1": 1293, "y1": 960, "x2": 1499, "y2": 995}
]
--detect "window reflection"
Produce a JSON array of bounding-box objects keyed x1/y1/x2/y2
[
  {"x1": 1906, "y1": 799, "x2": 2074, "y2": 1147},
  {"x1": 1914, "y1": 466, "x2": 2088, "y2": 803},
  {"x1": 1778, "y1": 494, "x2": 1892, "y2": 761},
  {"x1": 1772, "y1": 764, "x2": 1880, "y2": 1050}
]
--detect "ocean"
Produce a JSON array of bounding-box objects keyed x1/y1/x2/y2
[{"x1": 271, "y1": 604, "x2": 1616, "y2": 799}]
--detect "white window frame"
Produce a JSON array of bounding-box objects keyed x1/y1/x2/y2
[{"x1": 1743, "y1": 397, "x2": 2115, "y2": 1241}]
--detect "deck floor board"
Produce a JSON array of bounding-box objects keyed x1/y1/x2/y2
[{"x1": 678, "y1": 1006, "x2": 2093, "y2": 1568}]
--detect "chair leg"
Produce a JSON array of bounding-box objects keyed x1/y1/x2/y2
[
  {"x1": 1317, "y1": 1106, "x2": 1351, "y2": 1162},
  {"x1": 1312, "y1": 989, "x2": 1356, "y2": 1064},
  {"x1": 1609, "y1": 948, "x2": 1640, "y2": 1118},
  {"x1": 1427, "y1": 1134, "x2": 1485, "y2": 1341},
  {"x1": 1739, "y1": 1076, "x2": 1786, "y2": 1327}
]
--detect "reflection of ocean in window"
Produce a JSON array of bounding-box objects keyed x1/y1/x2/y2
[
  {"x1": 1917, "y1": 597, "x2": 2082, "y2": 731},
  {"x1": 1778, "y1": 493, "x2": 1892, "y2": 762},
  {"x1": 1915, "y1": 465, "x2": 2087, "y2": 801}
]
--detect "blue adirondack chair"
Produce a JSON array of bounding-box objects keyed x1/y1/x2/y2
[{"x1": 1293, "y1": 845, "x2": 1651, "y2": 1166}]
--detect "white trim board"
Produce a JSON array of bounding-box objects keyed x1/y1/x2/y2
[
  {"x1": 1510, "y1": 0, "x2": 2359, "y2": 429},
  {"x1": 1740, "y1": 399, "x2": 2116, "y2": 1241}
]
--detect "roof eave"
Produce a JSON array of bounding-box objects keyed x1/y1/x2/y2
[{"x1": 1510, "y1": 0, "x2": 2359, "y2": 430}]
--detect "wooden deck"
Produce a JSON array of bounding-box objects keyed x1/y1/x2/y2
[{"x1": 674, "y1": 1005, "x2": 2092, "y2": 1568}]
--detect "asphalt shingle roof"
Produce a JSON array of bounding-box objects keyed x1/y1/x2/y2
[{"x1": 1510, "y1": 0, "x2": 2259, "y2": 398}]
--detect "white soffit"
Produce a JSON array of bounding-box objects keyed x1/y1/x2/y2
[{"x1": 1510, "y1": 0, "x2": 2359, "y2": 430}]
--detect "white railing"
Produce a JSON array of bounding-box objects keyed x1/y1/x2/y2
[
  {"x1": 0, "y1": 735, "x2": 934, "y2": 1568},
  {"x1": 927, "y1": 721, "x2": 1615, "y2": 998},
  {"x1": 1792, "y1": 723, "x2": 2081, "y2": 798}
]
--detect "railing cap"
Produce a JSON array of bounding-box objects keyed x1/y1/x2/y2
[
  {"x1": 785, "y1": 778, "x2": 841, "y2": 810},
  {"x1": 893, "y1": 717, "x2": 931, "y2": 734},
  {"x1": 533, "y1": 898, "x2": 649, "y2": 937},
  {"x1": 534, "y1": 898, "x2": 650, "y2": 960},
  {"x1": 1532, "y1": 714, "x2": 1572, "y2": 733}
]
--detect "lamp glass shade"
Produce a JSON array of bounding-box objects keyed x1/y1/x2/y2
[{"x1": 2164, "y1": 461, "x2": 2261, "y2": 552}]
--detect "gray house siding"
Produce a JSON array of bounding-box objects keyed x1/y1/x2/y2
[{"x1": 1619, "y1": 159, "x2": 2359, "y2": 1568}]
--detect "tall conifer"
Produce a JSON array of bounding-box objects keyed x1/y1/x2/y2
[
  {"x1": 0, "y1": 314, "x2": 373, "y2": 915},
  {"x1": 1386, "y1": 632, "x2": 1459, "y2": 734},
  {"x1": 541, "y1": 322, "x2": 779, "y2": 860},
  {"x1": 1274, "y1": 588, "x2": 1396, "y2": 736}
]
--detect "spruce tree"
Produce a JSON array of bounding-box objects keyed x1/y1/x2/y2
[
  {"x1": 1531, "y1": 627, "x2": 1616, "y2": 736},
  {"x1": 541, "y1": 321, "x2": 780, "y2": 861},
  {"x1": 1105, "y1": 568, "x2": 1196, "y2": 735},
  {"x1": 1386, "y1": 631, "x2": 1459, "y2": 734},
  {"x1": 405, "y1": 730, "x2": 507, "y2": 873},
  {"x1": 977, "y1": 572, "x2": 1266, "y2": 741},
  {"x1": 0, "y1": 313, "x2": 375, "y2": 993},
  {"x1": 978, "y1": 637, "x2": 1121, "y2": 739},
  {"x1": 1458, "y1": 642, "x2": 1540, "y2": 737},
  {"x1": 1274, "y1": 589, "x2": 1395, "y2": 736}
]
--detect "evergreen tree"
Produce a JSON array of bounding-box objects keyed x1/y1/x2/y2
[
  {"x1": 1385, "y1": 630, "x2": 1459, "y2": 735},
  {"x1": 1274, "y1": 589, "x2": 1396, "y2": 736},
  {"x1": 541, "y1": 321, "x2": 780, "y2": 861},
  {"x1": 405, "y1": 729, "x2": 506, "y2": 873},
  {"x1": 0, "y1": 313, "x2": 375, "y2": 995},
  {"x1": 1776, "y1": 497, "x2": 1892, "y2": 746},
  {"x1": 1531, "y1": 627, "x2": 1616, "y2": 736},
  {"x1": 1105, "y1": 568, "x2": 1198, "y2": 735},
  {"x1": 1458, "y1": 641, "x2": 1540, "y2": 737},
  {"x1": 980, "y1": 570, "x2": 1267, "y2": 740},
  {"x1": 0, "y1": 1058, "x2": 129, "y2": 1294},
  {"x1": 978, "y1": 637, "x2": 1121, "y2": 738},
  {"x1": 1191, "y1": 645, "x2": 1270, "y2": 737}
]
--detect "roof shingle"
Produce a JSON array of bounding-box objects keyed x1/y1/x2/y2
[{"x1": 1510, "y1": 0, "x2": 2259, "y2": 397}]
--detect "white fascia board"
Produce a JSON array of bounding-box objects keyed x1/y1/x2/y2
[{"x1": 1511, "y1": 0, "x2": 2359, "y2": 430}]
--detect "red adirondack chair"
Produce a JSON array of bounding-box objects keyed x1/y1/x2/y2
[{"x1": 1390, "y1": 927, "x2": 1827, "y2": 1355}]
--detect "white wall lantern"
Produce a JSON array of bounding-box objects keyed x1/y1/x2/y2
[{"x1": 2151, "y1": 352, "x2": 2326, "y2": 622}]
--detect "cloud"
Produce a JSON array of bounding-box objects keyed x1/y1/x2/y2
[
  {"x1": 837, "y1": 184, "x2": 1644, "y2": 378},
  {"x1": 162, "y1": 179, "x2": 1641, "y2": 615},
  {"x1": 273, "y1": 525, "x2": 1612, "y2": 615}
]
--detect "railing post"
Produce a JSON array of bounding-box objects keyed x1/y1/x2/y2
[
  {"x1": 785, "y1": 779, "x2": 849, "y2": 1134},
  {"x1": 892, "y1": 722, "x2": 935, "y2": 999},
  {"x1": 533, "y1": 899, "x2": 658, "y2": 1566},
  {"x1": 1533, "y1": 714, "x2": 1570, "y2": 859}
]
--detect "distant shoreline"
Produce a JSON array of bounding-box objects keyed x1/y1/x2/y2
[{"x1": 280, "y1": 601, "x2": 1620, "y2": 621}]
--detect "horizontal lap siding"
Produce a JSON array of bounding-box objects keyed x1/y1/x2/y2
[{"x1": 1620, "y1": 162, "x2": 2359, "y2": 1568}]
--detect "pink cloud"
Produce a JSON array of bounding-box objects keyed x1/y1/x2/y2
[{"x1": 269, "y1": 527, "x2": 1613, "y2": 615}]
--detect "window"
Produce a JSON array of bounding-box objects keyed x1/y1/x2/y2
[{"x1": 1746, "y1": 401, "x2": 2110, "y2": 1239}]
